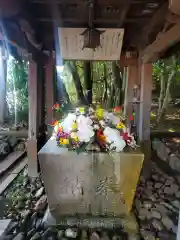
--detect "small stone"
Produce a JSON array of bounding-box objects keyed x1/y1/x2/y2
[
  {"x1": 152, "y1": 219, "x2": 163, "y2": 231},
  {"x1": 13, "y1": 232, "x2": 24, "y2": 240},
  {"x1": 151, "y1": 210, "x2": 161, "y2": 219},
  {"x1": 151, "y1": 174, "x2": 159, "y2": 181},
  {"x1": 154, "y1": 182, "x2": 162, "y2": 188},
  {"x1": 172, "y1": 200, "x2": 180, "y2": 208},
  {"x1": 58, "y1": 230, "x2": 64, "y2": 238},
  {"x1": 172, "y1": 224, "x2": 178, "y2": 234},
  {"x1": 65, "y1": 229, "x2": 77, "y2": 238},
  {"x1": 35, "y1": 187, "x2": 44, "y2": 199},
  {"x1": 140, "y1": 230, "x2": 155, "y2": 240},
  {"x1": 90, "y1": 232, "x2": 100, "y2": 240},
  {"x1": 162, "y1": 202, "x2": 177, "y2": 212},
  {"x1": 164, "y1": 187, "x2": 174, "y2": 195},
  {"x1": 14, "y1": 142, "x2": 26, "y2": 151},
  {"x1": 139, "y1": 208, "x2": 150, "y2": 220},
  {"x1": 41, "y1": 228, "x2": 53, "y2": 239},
  {"x1": 6, "y1": 221, "x2": 18, "y2": 234},
  {"x1": 171, "y1": 183, "x2": 179, "y2": 193},
  {"x1": 8, "y1": 137, "x2": 18, "y2": 148},
  {"x1": 35, "y1": 218, "x2": 42, "y2": 230},
  {"x1": 34, "y1": 195, "x2": 47, "y2": 211},
  {"x1": 175, "y1": 191, "x2": 180, "y2": 198},
  {"x1": 162, "y1": 216, "x2": 174, "y2": 230},
  {"x1": 101, "y1": 231, "x2": 109, "y2": 240},
  {"x1": 154, "y1": 204, "x2": 168, "y2": 215},
  {"x1": 27, "y1": 228, "x2": 36, "y2": 238},
  {"x1": 30, "y1": 232, "x2": 41, "y2": 240},
  {"x1": 157, "y1": 231, "x2": 174, "y2": 240},
  {"x1": 135, "y1": 199, "x2": 141, "y2": 211},
  {"x1": 143, "y1": 201, "x2": 152, "y2": 209},
  {"x1": 0, "y1": 142, "x2": 10, "y2": 155}
]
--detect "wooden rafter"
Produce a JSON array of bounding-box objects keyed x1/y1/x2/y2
[
  {"x1": 131, "y1": 2, "x2": 168, "y2": 47},
  {"x1": 141, "y1": 22, "x2": 180, "y2": 63}
]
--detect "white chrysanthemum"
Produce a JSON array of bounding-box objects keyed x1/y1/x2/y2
[
  {"x1": 104, "y1": 112, "x2": 119, "y2": 125},
  {"x1": 104, "y1": 127, "x2": 126, "y2": 152},
  {"x1": 77, "y1": 125, "x2": 94, "y2": 142},
  {"x1": 77, "y1": 115, "x2": 93, "y2": 126},
  {"x1": 62, "y1": 113, "x2": 76, "y2": 133}
]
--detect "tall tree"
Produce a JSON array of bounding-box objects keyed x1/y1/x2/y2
[
  {"x1": 84, "y1": 61, "x2": 92, "y2": 104},
  {"x1": 67, "y1": 61, "x2": 86, "y2": 104}
]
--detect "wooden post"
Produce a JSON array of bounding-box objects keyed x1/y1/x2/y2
[
  {"x1": 27, "y1": 61, "x2": 38, "y2": 177},
  {"x1": 37, "y1": 63, "x2": 44, "y2": 131},
  {"x1": 138, "y1": 62, "x2": 152, "y2": 160},
  {"x1": 45, "y1": 55, "x2": 55, "y2": 137},
  {"x1": 126, "y1": 63, "x2": 138, "y2": 123}
]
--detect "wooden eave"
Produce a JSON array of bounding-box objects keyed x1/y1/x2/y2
[{"x1": 3, "y1": 0, "x2": 180, "y2": 62}]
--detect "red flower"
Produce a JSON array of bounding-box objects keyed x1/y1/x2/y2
[
  {"x1": 120, "y1": 132, "x2": 132, "y2": 142},
  {"x1": 114, "y1": 106, "x2": 121, "y2": 112},
  {"x1": 129, "y1": 115, "x2": 134, "y2": 121}
]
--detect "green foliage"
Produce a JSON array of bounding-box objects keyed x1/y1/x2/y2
[
  {"x1": 6, "y1": 57, "x2": 28, "y2": 123},
  {"x1": 153, "y1": 58, "x2": 180, "y2": 99}
]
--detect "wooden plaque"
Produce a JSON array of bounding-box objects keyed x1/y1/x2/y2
[{"x1": 58, "y1": 28, "x2": 124, "y2": 60}]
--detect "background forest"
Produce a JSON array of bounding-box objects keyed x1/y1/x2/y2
[{"x1": 5, "y1": 56, "x2": 180, "y2": 131}]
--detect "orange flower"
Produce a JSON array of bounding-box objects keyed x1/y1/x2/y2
[
  {"x1": 49, "y1": 120, "x2": 59, "y2": 126},
  {"x1": 97, "y1": 130, "x2": 106, "y2": 142},
  {"x1": 52, "y1": 103, "x2": 60, "y2": 110}
]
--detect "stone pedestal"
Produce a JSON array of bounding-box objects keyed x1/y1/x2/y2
[{"x1": 38, "y1": 140, "x2": 144, "y2": 219}]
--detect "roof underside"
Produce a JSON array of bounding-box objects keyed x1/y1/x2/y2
[
  {"x1": 25, "y1": 0, "x2": 168, "y2": 50},
  {"x1": 0, "y1": 0, "x2": 174, "y2": 59}
]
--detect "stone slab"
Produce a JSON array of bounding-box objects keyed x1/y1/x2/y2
[
  {"x1": 0, "y1": 219, "x2": 11, "y2": 237},
  {"x1": 42, "y1": 208, "x2": 56, "y2": 227},
  {"x1": 0, "y1": 151, "x2": 25, "y2": 176},
  {"x1": 0, "y1": 158, "x2": 27, "y2": 194}
]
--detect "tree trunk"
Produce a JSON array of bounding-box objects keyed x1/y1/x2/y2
[
  {"x1": 103, "y1": 63, "x2": 108, "y2": 107},
  {"x1": 0, "y1": 49, "x2": 7, "y2": 124},
  {"x1": 158, "y1": 71, "x2": 165, "y2": 114},
  {"x1": 157, "y1": 56, "x2": 176, "y2": 124},
  {"x1": 67, "y1": 61, "x2": 86, "y2": 104},
  {"x1": 84, "y1": 61, "x2": 92, "y2": 104},
  {"x1": 112, "y1": 62, "x2": 123, "y2": 106}
]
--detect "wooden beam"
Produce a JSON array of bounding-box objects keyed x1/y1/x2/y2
[
  {"x1": 117, "y1": 1, "x2": 132, "y2": 28},
  {"x1": 30, "y1": 0, "x2": 160, "y2": 5},
  {"x1": 37, "y1": 17, "x2": 149, "y2": 24},
  {"x1": 141, "y1": 22, "x2": 180, "y2": 63},
  {"x1": 132, "y1": 2, "x2": 168, "y2": 47},
  {"x1": 169, "y1": 0, "x2": 180, "y2": 15},
  {"x1": 27, "y1": 61, "x2": 38, "y2": 177},
  {"x1": 45, "y1": 55, "x2": 55, "y2": 137},
  {"x1": 120, "y1": 52, "x2": 138, "y2": 67}
]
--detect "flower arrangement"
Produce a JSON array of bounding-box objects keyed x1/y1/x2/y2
[{"x1": 50, "y1": 103, "x2": 137, "y2": 153}]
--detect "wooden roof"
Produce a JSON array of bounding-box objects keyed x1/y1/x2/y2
[
  {"x1": 24, "y1": 0, "x2": 168, "y2": 51},
  {"x1": 2, "y1": 0, "x2": 178, "y2": 61}
]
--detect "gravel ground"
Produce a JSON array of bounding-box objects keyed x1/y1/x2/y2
[{"x1": 0, "y1": 170, "x2": 129, "y2": 240}]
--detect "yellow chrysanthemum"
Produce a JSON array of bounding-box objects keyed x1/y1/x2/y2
[
  {"x1": 71, "y1": 132, "x2": 79, "y2": 142},
  {"x1": 59, "y1": 138, "x2": 69, "y2": 145},
  {"x1": 79, "y1": 107, "x2": 85, "y2": 114},
  {"x1": 116, "y1": 122, "x2": 125, "y2": 129},
  {"x1": 96, "y1": 108, "x2": 104, "y2": 119},
  {"x1": 71, "y1": 121, "x2": 78, "y2": 130}
]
